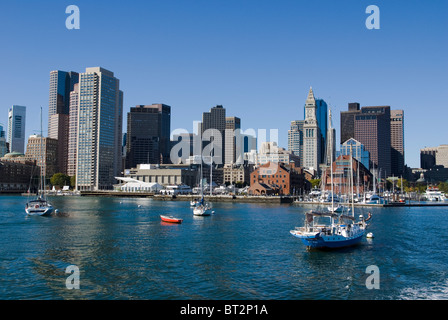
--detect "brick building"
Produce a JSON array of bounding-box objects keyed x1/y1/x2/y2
[{"x1": 248, "y1": 162, "x2": 310, "y2": 195}]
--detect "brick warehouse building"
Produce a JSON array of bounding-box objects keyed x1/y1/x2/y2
[{"x1": 248, "y1": 162, "x2": 311, "y2": 196}]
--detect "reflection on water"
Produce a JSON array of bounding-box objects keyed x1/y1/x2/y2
[{"x1": 0, "y1": 195, "x2": 447, "y2": 300}]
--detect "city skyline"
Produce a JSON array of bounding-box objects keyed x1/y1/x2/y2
[{"x1": 1, "y1": 1, "x2": 447, "y2": 168}]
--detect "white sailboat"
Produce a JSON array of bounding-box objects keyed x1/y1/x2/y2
[
  {"x1": 25, "y1": 108, "x2": 54, "y2": 216},
  {"x1": 193, "y1": 146, "x2": 211, "y2": 216}
]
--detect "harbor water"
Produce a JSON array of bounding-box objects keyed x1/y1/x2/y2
[{"x1": 0, "y1": 194, "x2": 447, "y2": 300}]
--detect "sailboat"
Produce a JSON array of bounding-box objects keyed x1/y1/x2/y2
[
  {"x1": 25, "y1": 107, "x2": 54, "y2": 216},
  {"x1": 193, "y1": 146, "x2": 211, "y2": 216},
  {"x1": 290, "y1": 109, "x2": 370, "y2": 249}
]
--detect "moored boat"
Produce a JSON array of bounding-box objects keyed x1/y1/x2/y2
[{"x1": 160, "y1": 215, "x2": 183, "y2": 224}]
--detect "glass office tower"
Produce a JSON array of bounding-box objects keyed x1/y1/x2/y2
[{"x1": 75, "y1": 67, "x2": 123, "y2": 191}]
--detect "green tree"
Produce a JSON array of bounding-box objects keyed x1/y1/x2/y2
[
  {"x1": 310, "y1": 179, "x2": 321, "y2": 189},
  {"x1": 70, "y1": 175, "x2": 76, "y2": 188},
  {"x1": 50, "y1": 173, "x2": 71, "y2": 188}
]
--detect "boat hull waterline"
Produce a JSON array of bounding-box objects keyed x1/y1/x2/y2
[
  {"x1": 290, "y1": 229, "x2": 364, "y2": 249},
  {"x1": 160, "y1": 215, "x2": 183, "y2": 224}
]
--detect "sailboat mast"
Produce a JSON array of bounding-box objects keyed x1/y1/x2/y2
[
  {"x1": 350, "y1": 144, "x2": 354, "y2": 217},
  {"x1": 40, "y1": 107, "x2": 44, "y2": 198}
]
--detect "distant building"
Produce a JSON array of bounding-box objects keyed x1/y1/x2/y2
[
  {"x1": 223, "y1": 163, "x2": 254, "y2": 185},
  {"x1": 338, "y1": 138, "x2": 370, "y2": 171},
  {"x1": 225, "y1": 116, "x2": 241, "y2": 165},
  {"x1": 7, "y1": 105, "x2": 26, "y2": 154},
  {"x1": 76, "y1": 67, "x2": 123, "y2": 191},
  {"x1": 288, "y1": 120, "x2": 304, "y2": 166},
  {"x1": 302, "y1": 87, "x2": 322, "y2": 173},
  {"x1": 123, "y1": 164, "x2": 198, "y2": 188},
  {"x1": 199, "y1": 105, "x2": 226, "y2": 165},
  {"x1": 354, "y1": 106, "x2": 391, "y2": 177},
  {"x1": 0, "y1": 125, "x2": 7, "y2": 157},
  {"x1": 25, "y1": 135, "x2": 58, "y2": 178},
  {"x1": 248, "y1": 161, "x2": 310, "y2": 195},
  {"x1": 48, "y1": 70, "x2": 79, "y2": 175},
  {"x1": 390, "y1": 110, "x2": 405, "y2": 176},
  {"x1": 340, "y1": 103, "x2": 360, "y2": 144},
  {"x1": 67, "y1": 83, "x2": 79, "y2": 177},
  {"x1": 321, "y1": 155, "x2": 372, "y2": 195},
  {"x1": 0, "y1": 152, "x2": 38, "y2": 192},
  {"x1": 126, "y1": 104, "x2": 171, "y2": 168},
  {"x1": 421, "y1": 145, "x2": 448, "y2": 169},
  {"x1": 248, "y1": 142, "x2": 300, "y2": 167}
]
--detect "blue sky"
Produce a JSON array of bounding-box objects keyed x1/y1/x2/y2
[{"x1": 0, "y1": 0, "x2": 447, "y2": 168}]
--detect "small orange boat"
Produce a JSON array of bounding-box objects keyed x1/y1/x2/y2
[{"x1": 160, "y1": 215, "x2": 183, "y2": 224}]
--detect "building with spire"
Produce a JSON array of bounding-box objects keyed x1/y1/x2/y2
[{"x1": 302, "y1": 87, "x2": 322, "y2": 174}]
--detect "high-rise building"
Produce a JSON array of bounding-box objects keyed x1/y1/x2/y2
[
  {"x1": 67, "y1": 83, "x2": 79, "y2": 177},
  {"x1": 340, "y1": 103, "x2": 360, "y2": 144},
  {"x1": 75, "y1": 67, "x2": 123, "y2": 191},
  {"x1": 288, "y1": 120, "x2": 304, "y2": 167},
  {"x1": 421, "y1": 145, "x2": 448, "y2": 169},
  {"x1": 390, "y1": 110, "x2": 405, "y2": 176},
  {"x1": 338, "y1": 138, "x2": 370, "y2": 171},
  {"x1": 7, "y1": 105, "x2": 26, "y2": 153},
  {"x1": 125, "y1": 104, "x2": 171, "y2": 168},
  {"x1": 302, "y1": 87, "x2": 321, "y2": 173},
  {"x1": 225, "y1": 116, "x2": 241, "y2": 165},
  {"x1": 48, "y1": 70, "x2": 79, "y2": 175},
  {"x1": 0, "y1": 125, "x2": 7, "y2": 157},
  {"x1": 354, "y1": 106, "x2": 391, "y2": 177},
  {"x1": 199, "y1": 105, "x2": 226, "y2": 165}
]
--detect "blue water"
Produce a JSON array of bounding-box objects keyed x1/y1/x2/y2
[{"x1": 0, "y1": 195, "x2": 447, "y2": 300}]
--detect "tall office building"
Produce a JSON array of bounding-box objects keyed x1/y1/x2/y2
[
  {"x1": 75, "y1": 67, "x2": 123, "y2": 191},
  {"x1": 288, "y1": 120, "x2": 304, "y2": 167},
  {"x1": 340, "y1": 103, "x2": 360, "y2": 144},
  {"x1": 48, "y1": 70, "x2": 79, "y2": 174},
  {"x1": 67, "y1": 83, "x2": 79, "y2": 177},
  {"x1": 126, "y1": 104, "x2": 171, "y2": 168},
  {"x1": 225, "y1": 116, "x2": 241, "y2": 165},
  {"x1": 338, "y1": 138, "x2": 370, "y2": 171},
  {"x1": 7, "y1": 105, "x2": 26, "y2": 153},
  {"x1": 0, "y1": 125, "x2": 7, "y2": 157},
  {"x1": 302, "y1": 87, "x2": 321, "y2": 173},
  {"x1": 390, "y1": 110, "x2": 405, "y2": 176},
  {"x1": 354, "y1": 106, "x2": 391, "y2": 178},
  {"x1": 199, "y1": 105, "x2": 226, "y2": 165}
]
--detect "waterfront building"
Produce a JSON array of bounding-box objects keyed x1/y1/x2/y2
[
  {"x1": 321, "y1": 155, "x2": 372, "y2": 195},
  {"x1": 338, "y1": 138, "x2": 370, "y2": 171},
  {"x1": 123, "y1": 164, "x2": 198, "y2": 188},
  {"x1": 67, "y1": 83, "x2": 79, "y2": 177},
  {"x1": 0, "y1": 152, "x2": 38, "y2": 192},
  {"x1": 24, "y1": 135, "x2": 58, "y2": 178},
  {"x1": 75, "y1": 67, "x2": 123, "y2": 191},
  {"x1": 126, "y1": 104, "x2": 171, "y2": 168},
  {"x1": 302, "y1": 87, "x2": 322, "y2": 174},
  {"x1": 223, "y1": 163, "x2": 254, "y2": 185},
  {"x1": 249, "y1": 161, "x2": 310, "y2": 196},
  {"x1": 354, "y1": 106, "x2": 391, "y2": 178},
  {"x1": 249, "y1": 142, "x2": 300, "y2": 167},
  {"x1": 390, "y1": 110, "x2": 405, "y2": 176},
  {"x1": 7, "y1": 105, "x2": 26, "y2": 153},
  {"x1": 48, "y1": 70, "x2": 79, "y2": 175}
]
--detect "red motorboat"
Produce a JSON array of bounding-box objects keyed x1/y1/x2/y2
[{"x1": 160, "y1": 215, "x2": 183, "y2": 224}]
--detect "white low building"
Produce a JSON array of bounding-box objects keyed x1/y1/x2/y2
[{"x1": 115, "y1": 177, "x2": 163, "y2": 192}]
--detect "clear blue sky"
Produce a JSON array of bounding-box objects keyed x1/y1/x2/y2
[{"x1": 0, "y1": 0, "x2": 447, "y2": 168}]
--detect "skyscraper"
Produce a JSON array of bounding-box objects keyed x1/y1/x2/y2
[
  {"x1": 0, "y1": 125, "x2": 7, "y2": 157},
  {"x1": 288, "y1": 120, "x2": 304, "y2": 166},
  {"x1": 126, "y1": 104, "x2": 171, "y2": 168},
  {"x1": 354, "y1": 106, "x2": 391, "y2": 178},
  {"x1": 7, "y1": 105, "x2": 26, "y2": 153},
  {"x1": 48, "y1": 70, "x2": 79, "y2": 174},
  {"x1": 340, "y1": 103, "x2": 360, "y2": 144},
  {"x1": 225, "y1": 116, "x2": 241, "y2": 165},
  {"x1": 390, "y1": 110, "x2": 405, "y2": 176},
  {"x1": 67, "y1": 83, "x2": 79, "y2": 177},
  {"x1": 199, "y1": 105, "x2": 226, "y2": 165},
  {"x1": 302, "y1": 87, "x2": 321, "y2": 173},
  {"x1": 75, "y1": 67, "x2": 123, "y2": 191}
]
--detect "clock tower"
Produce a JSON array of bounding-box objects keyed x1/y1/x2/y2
[{"x1": 303, "y1": 87, "x2": 321, "y2": 174}]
